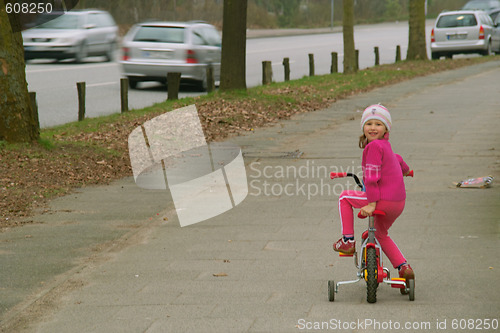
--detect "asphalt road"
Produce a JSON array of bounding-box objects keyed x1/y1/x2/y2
[
  {"x1": 2, "y1": 60, "x2": 499, "y2": 333},
  {"x1": 26, "y1": 20, "x2": 435, "y2": 128}
]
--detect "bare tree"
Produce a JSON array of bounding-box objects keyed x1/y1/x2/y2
[
  {"x1": 0, "y1": 1, "x2": 39, "y2": 143},
  {"x1": 219, "y1": 0, "x2": 248, "y2": 91},
  {"x1": 343, "y1": 0, "x2": 356, "y2": 74},
  {"x1": 407, "y1": 0, "x2": 428, "y2": 60}
]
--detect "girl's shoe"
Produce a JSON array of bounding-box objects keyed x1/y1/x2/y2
[
  {"x1": 399, "y1": 264, "x2": 415, "y2": 294},
  {"x1": 333, "y1": 238, "x2": 356, "y2": 255}
]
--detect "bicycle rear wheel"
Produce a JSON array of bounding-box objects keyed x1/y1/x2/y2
[{"x1": 366, "y1": 247, "x2": 378, "y2": 303}]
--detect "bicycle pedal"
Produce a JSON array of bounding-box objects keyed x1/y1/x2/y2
[
  {"x1": 390, "y1": 277, "x2": 406, "y2": 288},
  {"x1": 339, "y1": 252, "x2": 354, "y2": 257}
]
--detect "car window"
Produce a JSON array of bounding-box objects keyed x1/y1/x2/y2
[
  {"x1": 482, "y1": 14, "x2": 494, "y2": 26},
  {"x1": 491, "y1": 11, "x2": 500, "y2": 21},
  {"x1": 87, "y1": 13, "x2": 100, "y2": 27},
  {"x1": 133, "y1": 26, "x2": 185, "y2": 43},
  {"x1": 98, "y1": 13, "x2": 115, "y2": 27},
  {"x1": 35, "y1": 14, "x2": 81, "y2": 29},
  {"x1": 203, "y1": 27, "x2": 221, "y2": 46},
  {"x1": 437, "y1": 14, "x2": 478, "y2": 27},
  {"x1": 192, "y1": 28, "x2": 206, "y2": 45}
]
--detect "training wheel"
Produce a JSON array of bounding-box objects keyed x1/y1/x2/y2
[
  {"x1": 328, "y1": 280, "x2": 335, "y2": 302},
  {"x1": 408, "y1": 279, "x2": 415, "y2": 301}
]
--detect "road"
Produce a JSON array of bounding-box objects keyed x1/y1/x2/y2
[{"x1": 26, "y1": 20, "x2": 435, "y2": 128}]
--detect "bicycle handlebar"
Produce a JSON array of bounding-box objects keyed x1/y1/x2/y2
[
  {"x1": 330, "y1": 170, "x2": 414, "y2": 180},
  {"x1": 330, "y1": 172, "x2": 348, "y2": 179},
  {"x1": 330, "y1": 170, "x2": 413, "y2": 191}
]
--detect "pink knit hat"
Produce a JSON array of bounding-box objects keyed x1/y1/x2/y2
[{"x1": 360, "y1": 104, "x2": 392, "y2": 132}]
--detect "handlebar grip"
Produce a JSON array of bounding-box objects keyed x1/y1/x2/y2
[
  {"x1": 330, "y1": 172, "x2": 348, "y2": 179},
  {"x1": 357, "y1": 210, "x2": 386, "y2": 219},
  {"x1": 406, "y1": 170, "x2": 414, "y2": 177}
]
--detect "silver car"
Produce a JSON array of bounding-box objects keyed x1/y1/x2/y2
[
  {"x1": 120, "y1": 21, "x2": 221, "y2": 90},
  {"x1": 430, "y1": 10, "x2": 500, "y2": 59},
  {"x1": 23, "y1": 10, "x2": 118, "y2": 63}
]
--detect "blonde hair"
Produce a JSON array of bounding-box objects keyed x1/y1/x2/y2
[{"x1": 359, "y1": 134, "x2": 367, "y2": 149}]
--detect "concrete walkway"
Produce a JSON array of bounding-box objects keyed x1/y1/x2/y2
[{"x1": 1, "y1": 61, "x2": 499, "y2": 332}]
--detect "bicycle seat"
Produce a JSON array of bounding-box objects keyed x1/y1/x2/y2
[{"x1": 357, "y1": 210, "x2": 386, "y2": 219}]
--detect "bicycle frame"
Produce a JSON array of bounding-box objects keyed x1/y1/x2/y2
[{"x1": 333, "y1": 215, "x2": 394, "y2": 294}]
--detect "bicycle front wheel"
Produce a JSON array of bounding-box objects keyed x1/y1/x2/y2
[{"x1": 366, "y1": 247, "x2": 378, "y2": 303}]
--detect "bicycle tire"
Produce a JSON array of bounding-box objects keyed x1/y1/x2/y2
[
  {"x1": 328, "y1": 280, "x2": 335, "y2": 302},
  {"x1": 408, "y1": 279, "x2": 415, "y2": 301},
  {"x1": 366, "y1": 247, "x2": 377, "y2": 303}
]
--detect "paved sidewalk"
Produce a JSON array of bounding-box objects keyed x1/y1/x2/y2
[{"x1": 1, "y1": 61, "x2": 499, "y2": 332}]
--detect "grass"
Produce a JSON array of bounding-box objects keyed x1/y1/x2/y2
[{"x1": 1, "y1": 56, "x2": 499, "y2": 228}]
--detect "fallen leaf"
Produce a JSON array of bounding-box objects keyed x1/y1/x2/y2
[{"x1": 213, "y1": 272, "x2": 228, "y2": 277}]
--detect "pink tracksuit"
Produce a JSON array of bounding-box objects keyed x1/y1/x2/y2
[{"x1": 339, "y1": 138, "x2": 410, "y2": 268}]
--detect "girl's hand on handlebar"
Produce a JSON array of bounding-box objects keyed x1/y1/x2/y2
[
  {"x1": 404, "y1": 170, "x2": 414, "y2": 177},
  {"x1": 360, "y1": 202, "x2": 376, "y2": 217}
]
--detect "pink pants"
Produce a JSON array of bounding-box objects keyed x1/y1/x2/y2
[{"x1": 338, "y1": 190, "x2": 406, "y2": 268}]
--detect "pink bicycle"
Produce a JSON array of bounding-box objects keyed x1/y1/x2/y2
[{"x1": 328, "y1": 171, "x2": 415, "y2": 303}]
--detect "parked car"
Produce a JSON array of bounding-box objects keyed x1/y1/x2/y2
[
  {"x1": 493, "y1": 14, "x2": 500, "y2": 53},
  {"x1": 23, "y1": 10, "x2": 118, "y2": 63},
  {"x1": 120, "y1": 21, "x2": 221, "y2": 90},
  {"x1": 462, "y1": 0, "x2": 500, "y2": 13},
  {"x1": 430, "y1": 10, "x2": 500, "y2": 59}
]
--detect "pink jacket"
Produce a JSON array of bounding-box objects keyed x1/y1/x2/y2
[{"x1": 362, "y1": 139, "x2": 409, "y2": 202}]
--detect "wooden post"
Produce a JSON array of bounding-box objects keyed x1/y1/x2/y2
[
  {"x1": 355, "y1": 49, "x2": 359, "y2": 71},
  {"x1": 308, "y1": 53, "x2": 315, "y2": 76},
  {"x1": 331, "y1": 52, "x2": 338, "y2": 73},
  {"x1": 120, "y1": 78, "x2": 128, "y2": 113},
  {"x1": 396, "y1": 45, "x2": 401, "y2": 62},
  {"x1": 167, "y1": 72, "x2": 181, "y2": 100},
  {"x1": 262, "y1": 61, "x2": 273, "y2": 85},
  {"x1": 206, "y1": 66, "x2": 215, "y2": 93},
  {"x1": 77, "y1": 82, "x2": 86, "y2": 121},
  {"x1": 283, "y1": 57, "x2": 290, "y2": 81},
  {"x1": 374, "y1": 47, "x2": 380, "y2": 66}
]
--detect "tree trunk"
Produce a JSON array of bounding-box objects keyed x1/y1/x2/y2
[
  {"x1": 0, "y1": 3, "x2": 39, "y2": 143},
  {"x1": 219, "y1": 0, "x2": 247, "y2": 91},
  {"x1": 407, "y1": 0, "x2": 428, "y2": 60},
  {"x1": 343, "y1": 0, "x2": 356, "y2": 74}
]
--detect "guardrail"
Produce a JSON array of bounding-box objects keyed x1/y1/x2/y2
[{"x1": 262, "y1": 45, "x2": 402, "y2": 84}]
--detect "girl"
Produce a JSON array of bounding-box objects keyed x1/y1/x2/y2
[{"x1": 332, "y1": 104, "x2": 414, "y2": 284}]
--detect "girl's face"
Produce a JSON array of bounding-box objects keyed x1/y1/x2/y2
[{"x1": 363, "y1": 119, "x2": 387, "y2": 143}]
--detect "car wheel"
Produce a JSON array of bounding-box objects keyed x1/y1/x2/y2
[
  {"x1": 75, "y1": 41, "x2": 88, "y2": 63},
  {"x1": 431, "y1": 52, "x2": 440, "y2": 60},
  {"x1": 104, "y1": 41, "x2": 116, "y2": 62},
  {"x1": 482, "y1": 41, "x2": 493, "y2": 56}
]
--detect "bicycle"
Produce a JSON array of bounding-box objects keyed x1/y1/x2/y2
[{"x1": 328, "y1": 171, "x2": 415, "y2": 303}]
